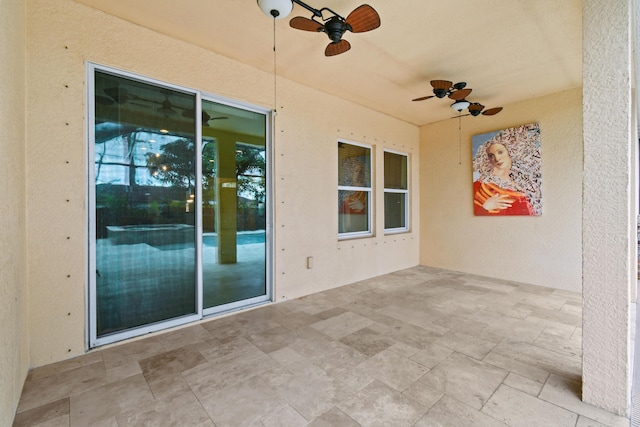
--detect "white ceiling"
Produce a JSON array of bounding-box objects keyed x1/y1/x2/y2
[{"x1": 73, "y1": 0, "x2": 583, "y2": 126}]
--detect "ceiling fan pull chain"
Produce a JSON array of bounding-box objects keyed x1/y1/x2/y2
[
  {"x1": 458, "y1": 114, "x2": 462, "y2": 165},
  {"x1": 273, "y1": 17, "x2": 278, "y2": 114}
]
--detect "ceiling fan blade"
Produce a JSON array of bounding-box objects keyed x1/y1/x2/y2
[
  {"x1": 412, "y1": 95, "x2": 435, "y2": 101},
  {"x1": 430, "y1": 80, "x2": 453, "y2": 90},
  {"x1": 96, "y1": 95, "x2": 115, "y2": 106},
  {"x1": 104, "y1": 87, "x2": 138, "y2": 104},
  {"x1": 325, "y1": 39, "x2": 351, "y2": 56},
  {"x1": 290, "y1": 16, "x2": 323, "y2": 32},
  {"x1": 345, "y1": 4, "x2": 381, "y2": 33},
  {"x1": 448, "y1": 88, "x2": 472, "y2": 100},
  {"x1": 450, "y1": 114, "x2": 471, "y2": 119},
  {"x1": 482, "y1": 107, "x2": 503, "y2": 116}
]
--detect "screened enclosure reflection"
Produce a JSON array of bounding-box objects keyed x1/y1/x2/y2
[
  {"x1": 201, "y1": 98, "x2": 267, "y2": 310},
  {"x1": 91, "y1": 69, "x2": 270, "y2": 342},
  {"x1": 93, "y1": 71, "x2": 197, "y2": 337}
]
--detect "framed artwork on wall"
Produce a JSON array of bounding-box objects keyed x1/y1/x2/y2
[{"x1": 472, "y1": 123, "x2": 541, "y2": 216}]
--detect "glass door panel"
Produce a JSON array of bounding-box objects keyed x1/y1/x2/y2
[
  {"x1": 201, "y1": 99, "x2": 267, "y2": 310},
  {"x1": 92, "y1": 70, "x2": 198, "y2": 338}
]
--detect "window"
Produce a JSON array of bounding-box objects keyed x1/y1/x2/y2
[
  {"x1": 338, "y1": 141, "x2": 372, "y2": 237},
  {"x1": 384, "y1": 150, "x2": 408, "y2": 232}
]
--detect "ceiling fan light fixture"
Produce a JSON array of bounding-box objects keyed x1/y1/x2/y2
[
  {"x1": 451, "y1": 100, "x2": 470, "y2": 112},
  {"x1": 257, "y1": 0, "x2": 293, "y2": 19}
]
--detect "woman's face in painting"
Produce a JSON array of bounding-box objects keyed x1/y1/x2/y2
[{"x1": 487, "y1": 143, "x2": 511, "y2": 172}]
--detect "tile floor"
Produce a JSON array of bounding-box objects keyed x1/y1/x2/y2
[{"x1": 12, "y1": 266, "x2": 631, "y2": 426}]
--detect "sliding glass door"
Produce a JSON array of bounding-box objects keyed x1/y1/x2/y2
[
  {"x1": 88, "y1": 65, "x2": 271, "y2": 347},
  {"x1": 201, "y1": 100, "x2": 267, "y2": 313}
]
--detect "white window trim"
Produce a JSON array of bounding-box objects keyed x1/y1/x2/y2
[
  {"x1": 338, "y1": 139, "x2": 373, "y2": 239},
  {"x1": 384, "y1": 149, "x2": 409, "y2": 234}
]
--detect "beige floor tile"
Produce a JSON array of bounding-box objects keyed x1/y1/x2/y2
[
  {"x1": 481, "y1": 317, "x2": 547, "y2": 343},
  {"x1": 195, "y1": 336, "x2": 254, "y2": 361},
  {"x1": 482, "y1": 384, "x2": 578, "y2": 427},
  {"x1": 310, "y1": 311, "x2": 375, "y2": 340},
  {"x1": 533, "y1": 330, "x2": 581, "y2": 358},
  {"x1": 524, "y1": 307, "x2": 581, "y2": 328},
  {"x1": 100, "y1": 336, "x2": 165, "y2": 370},
  {"x1": 414, "y1": 395, "x2": 509, "y2": 427},
  {"x1": 158, "y1": 324, "x2": 214, "y2": 351},
  {"x1": 17, "y1": 361, "x2": 107, "y2": 413},
  {"x1": 338, "y1": 380, "x2": 428, "y2": 426},
  {"x1": 12, "y1": 398, "x2": 69, "y2": 427},
  {"x1": 15, "y1": 266, "x2": 630, "y2": 427},
  {"x1": 387, "y1": 341, "x2": 421, "y2": 358},
  {"x1": 183, "y1": 343, "x2": 279, "y2": 396},
  {"x1": 306, "y1": 407, "x2": 360, "y2": 426},
  {"x1": 357, "y1": 348, "x2": 429, "y2": 391},
  {"x1": 409, "y1": 343, "x2": 454, "y2": 369},
  {"x1": 26, "y1": 352, "x2": 104, "y2": 381},
  {"x1": 198, "y1": 376, "x2": 290, "y2": 426},
  {"x1": 261, "y1": 404, "x2": 308, "y2": 427},
  {"x1": 576, "y1": 415, "x2": 626, "y2": 427},
  {"x1": 271, "y1": 362, "x2": 356, "y2": 420},
  {"x1": 376, "y1": 317, "x2": 443, "y2": 349},
  {"x1": 406, "y1": 352, "x2": 507, "y2": 410},
  {"x1": 246, "y1": 325, "x2": 301, "y2": 353},
  {"x1": 487, "y1": 339, "x2": 581, "y2": 379},
  {"x1": 538, "y1": 374, "x2": 630, "y2": 427},
  {"x1": 269, "y1": 345, "x2": 306, "y2": 365},
  {"x1": 277, "y1": 311, "x2": 322, "y2": 330},
  {"x1": 377, "y1": 304, "x2": 449, "y2": 335},
  {"x1": 483, "y1": 351, "x2": 551, "y2": 383},
  {"x1": 116, "y1": 392, "x2": 213, "y2": 426},
  {"x1": 138, "y1": 344, "x2": 207, "y2": 378},
  {"x1": 433, "y1": 330, "x2": 498, "y2": 360},
  {"x1": 69, "y1": 373, "x2": 154, "y2": 425},
  {"x1": 339, "y1": 327, "x2": 396, "y2": 357},
  {"x1": 502, "y1": 372, "x2": 544, "y2": 396},
  {"x1": 144, "y1": 371, "x2": 193, "y2": 400}
]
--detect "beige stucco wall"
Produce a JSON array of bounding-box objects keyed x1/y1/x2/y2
[
  {"x1": 25, "y1": 0, "x2": 419, "y2": 366},
  {"x1": 582, "y1": 0, "x2": 634, "y2": 416},
  {"x1": 0, "y1": 0, "x2": 29, "y2": 423},
  {"x1": 420, "y1": 88, "x2": 583, "y2": 292}
]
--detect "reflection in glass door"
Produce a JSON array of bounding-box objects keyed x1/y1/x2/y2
[
  {"x1": 89, "y1": 65, "x2": 271, "y2": 347},
  {"x1": 201, "y1": 99, "x2": 267, "y2": 312},
  {"x1": 91, "y1": 69, "x2": 199, "y2": 343}
]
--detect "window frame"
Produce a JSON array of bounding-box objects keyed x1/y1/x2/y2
[
  {"x1": 383, "y1": 149, "x2": 409, "y2": 234},
  {"x1": 338, "y1": 139, "x2": 374, "y2": 239}
]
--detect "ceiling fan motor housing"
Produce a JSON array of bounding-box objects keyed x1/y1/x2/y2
[
  {"x1": 325, "y1": 17, "x2": 347, "y2": 42},
  {"x1": 434, "y1": 89, "x2": 448, "y2": 98}
]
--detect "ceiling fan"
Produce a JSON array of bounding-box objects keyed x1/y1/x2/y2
[
  {"x1": 412, "y1": 80, "x2": 503, "y2": 117},
  {"x1": 181, "y1": 109, "x2": 229, "y2": 126},
  {"x1": 257, "y1": 0, "x2": 381, "y2": 56}
]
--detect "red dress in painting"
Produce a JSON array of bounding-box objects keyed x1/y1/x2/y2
[{"x1": 473, "y1": 181, "x2": 534, "y2": 216}]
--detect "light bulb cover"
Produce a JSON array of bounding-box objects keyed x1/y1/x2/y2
[
  {"x1": 257, "y1": 0, "x2": 293, "y2": 19},
  {"x1": 451, "y1": 100, "x2": 470, "y2": 112}
]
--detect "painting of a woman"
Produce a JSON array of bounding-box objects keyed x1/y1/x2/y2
[{"x1": 472, "y1": 123, "x2": 541, "y2": 216}]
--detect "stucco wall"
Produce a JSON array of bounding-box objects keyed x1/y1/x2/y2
[
  {"x1": 25, "y1": 0, "x2": 419, "y2": 366},
  {"x1": 582, "y1": 0, "x2": 634, "y2": 416},
  {"x1": 420, "y1": 88, "x2": 583, "y2": 292},
  {"x1": 0, "y1": 0, "x2": 29, "y2": 424}
]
